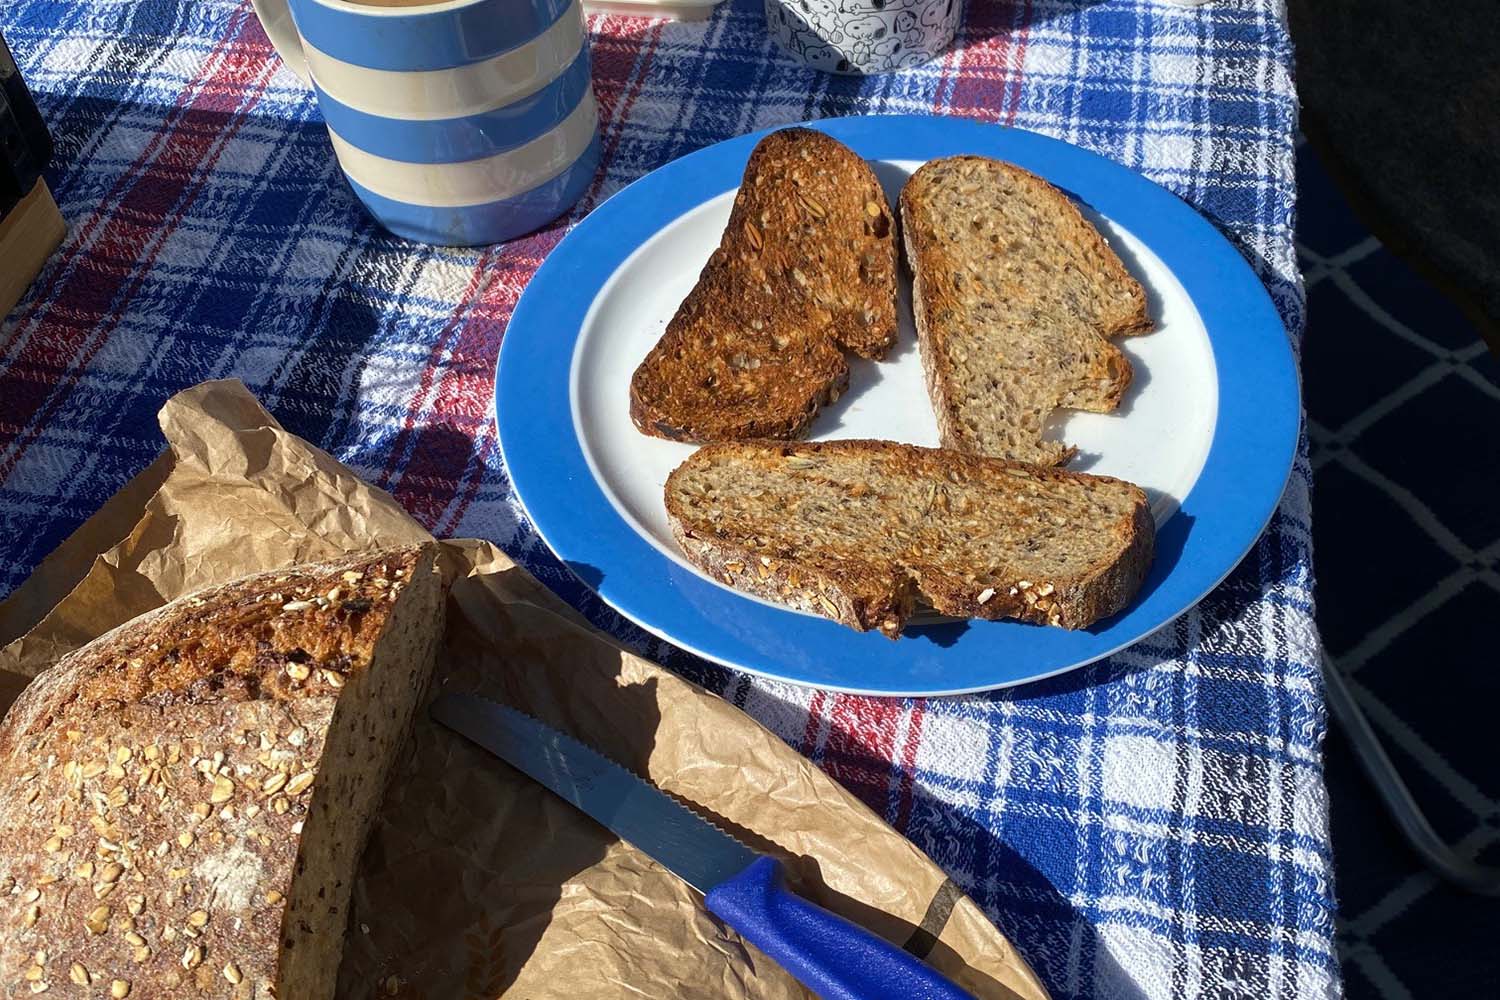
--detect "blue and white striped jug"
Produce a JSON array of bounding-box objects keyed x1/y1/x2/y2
[{"x1": 251, "y1": 0, "x2": 600, "y2": 246}]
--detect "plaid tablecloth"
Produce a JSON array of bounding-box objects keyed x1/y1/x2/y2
[{"x1": 0, "y1": 1, "x2": 1337, "y2": 997}]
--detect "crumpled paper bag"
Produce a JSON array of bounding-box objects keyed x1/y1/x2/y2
[{"x1": 0, "y1": 379, "x2": 1047, "y2": 1000}]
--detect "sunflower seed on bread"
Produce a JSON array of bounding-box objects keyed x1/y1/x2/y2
[{"x1": 665, "y1": 440, "x2": 1153, "y2": 637}]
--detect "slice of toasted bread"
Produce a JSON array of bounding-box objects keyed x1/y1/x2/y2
[
  {"x1": 665, "y1": 440, "x2": 1153, "y2": 637},
  {"x1": 630, "y1": 128, "x2": 899, "y2": 442},
  {"x1": 900, "y1": 155, "x2": 1153, "y2": 465}
]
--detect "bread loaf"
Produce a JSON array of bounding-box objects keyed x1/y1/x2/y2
[
  {"x1": 666, "y1": 440, "x2": 1153, "y2": 636},
  {"x1": 0, "y1": 546, "x2": 445, "y2": 999}
]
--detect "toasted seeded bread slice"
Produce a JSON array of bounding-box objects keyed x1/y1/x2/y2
[
  {"x1": 900, "y1": 155, "x2": 1153, "y2": 465},
  {"x1": 665, "y1": 440, "x2": 1153, "y2": 637},
  {"x1": 630, "y1": 128, "x2": 899, "y2": 441}
]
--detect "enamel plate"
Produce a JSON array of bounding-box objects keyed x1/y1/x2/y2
[{"x1": 497, "y1": 115, "x2": 1299, "y2": 695}]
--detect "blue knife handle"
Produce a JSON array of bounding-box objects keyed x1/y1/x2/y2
[{"x1": 704, "y1": 857, "x2": 975, "y2": 1000}]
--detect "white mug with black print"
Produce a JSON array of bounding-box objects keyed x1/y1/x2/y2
[{"x1": 765, "y1": 0, "x2": 963, "y2": 74}]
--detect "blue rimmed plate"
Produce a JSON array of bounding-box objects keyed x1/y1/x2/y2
[{"x1": 496, "y1": 115, "x2": 1299, "y2": 696}]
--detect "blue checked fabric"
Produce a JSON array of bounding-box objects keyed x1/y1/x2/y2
[{"x1": 0, "y1": 0, "x2": 1336, "y2": 997}]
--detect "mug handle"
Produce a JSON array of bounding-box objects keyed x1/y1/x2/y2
[{"x1": 250, "y1": 0, "x2": 312, "y2": 85}]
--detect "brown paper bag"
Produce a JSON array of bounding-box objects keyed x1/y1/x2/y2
[{"x1": 0, "y1": 380, "x2": 1046, "y2": 1000}]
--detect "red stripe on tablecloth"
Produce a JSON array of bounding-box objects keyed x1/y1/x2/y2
[
  {"x1": 581, "y1": 14, "x2": 664, "y2": 209},
  {"x1": 819, "y1": 694, "x2": 906, "y2": 814},
  {"x1": 376, "y1": 247, "x2": 496, "y2": 507},
  {"x1": 386, "y1": 17, "x2": 666, "y2": 531},
  {"x1": 943, "y1": 0, "x2": 1031, "y2": 125},
  {"x1": 893, "y1": 698, "x2": 926, "y2": 830},
  {"x1": 0, "y1": 9, "x2": 278, "y2": 479},
  {"x1": 424, "y1": 232, "x2": 564, "y2": 534},
  {"x1": 800, "y1": 690, "x2": 828, "y2": 756},
  {"x1": 383, "y1": 231, "x2": 560, "y2": 529}
]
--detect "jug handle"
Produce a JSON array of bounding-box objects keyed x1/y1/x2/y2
[{"x1": 251, "y1": 0, "x2": 311, "y2": 85}]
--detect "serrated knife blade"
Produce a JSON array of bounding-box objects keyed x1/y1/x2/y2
[
  {"x1": 429, "y1": 692, "x2": 754, "y2": 892},
  {"x1": 431, "y1": 693, "x2": 974, "y2": 1000}
]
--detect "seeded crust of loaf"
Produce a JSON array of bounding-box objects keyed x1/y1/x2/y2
[
  {"x1": 666, "y1": 440, "x2": 1153, "y2": 637},
  {"x1": 0, "y1": 546, "x2": 444, "y2": 1000},
  {"x1": 630, "y1": 128, "x2": 899, "y2": 441},
  {"x1": 900, "y1": 155, "x2": 1153, "y2": 465}
]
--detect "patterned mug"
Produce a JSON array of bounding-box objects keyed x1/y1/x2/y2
[
  {"x1": 250, "y1": 0, "x2": 600, "y2": 246},
  {"x1": 765, "y1": 0, "x2": 963, "y2": 74}
]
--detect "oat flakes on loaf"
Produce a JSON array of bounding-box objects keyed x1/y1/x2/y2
[{"x1": 0, "y1": 545, "x2": 445, "y2": 1000}]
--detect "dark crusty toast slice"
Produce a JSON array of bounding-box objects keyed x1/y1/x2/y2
[
  {"x1": 665, "y1": 440, "x2": 1153, "y2": 637},
  {"x1": 900, "y1": 155, "x2": 1153, "y2": 465},
  {"x1": 630, "y1": 128, "x2": 899, "y2": 441}
]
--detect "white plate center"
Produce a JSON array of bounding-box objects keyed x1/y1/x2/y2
[{"x1": 570, "y1": 159, "x2": 1218, "y2": 590}]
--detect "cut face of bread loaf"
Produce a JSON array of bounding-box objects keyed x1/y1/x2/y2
[
  {"x1": 666, "y1": 440, "x2": 1153, "y2": 637},
  {"x1": 900, "y1": 155, "x2": 1153, "y2": 465},
  {"x1": 630, "y1": 127, "x2": 899, "y2": 442},
  {"x1": 0, "y1": 546, "x2": 444, "y2": 1000}
]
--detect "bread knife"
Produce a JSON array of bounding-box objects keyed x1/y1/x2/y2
[{"x1": 430, "y1": 693, "x2": 975, "y2": 1000}]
